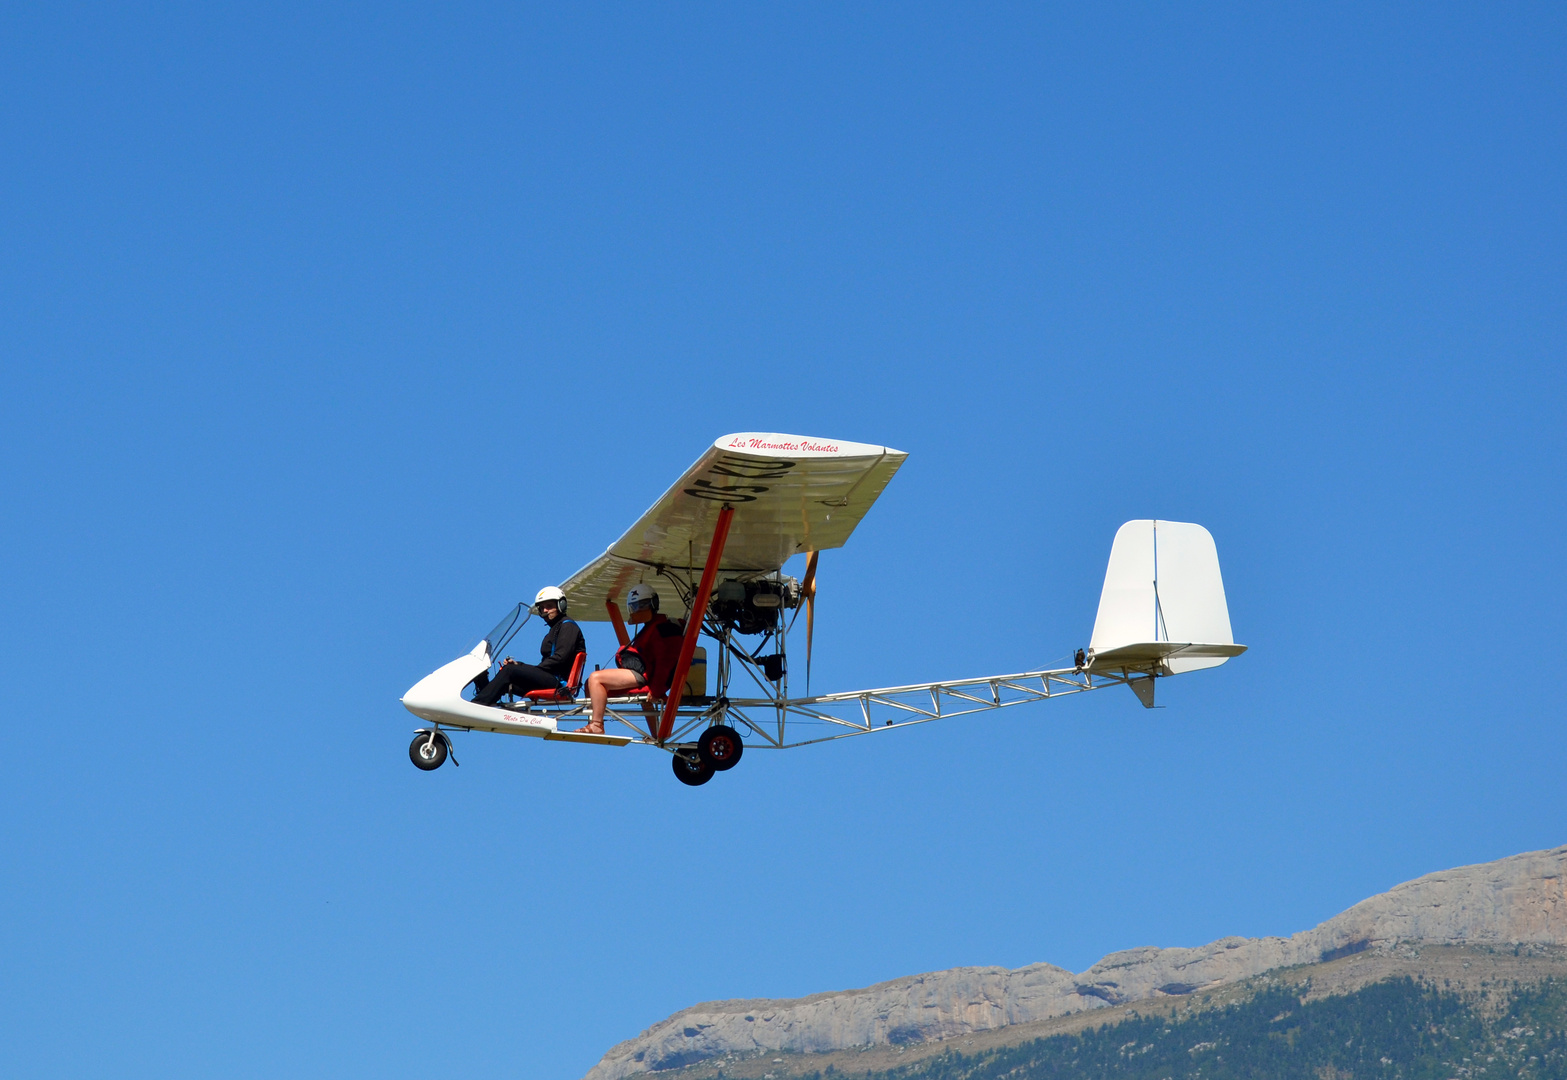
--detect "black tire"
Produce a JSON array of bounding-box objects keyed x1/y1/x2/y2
[
  {"x1": 409, "y1": 731, "x2": 449, "y2": 771},
  {"x1": 671, "y1": 749, "x2": 714, "y2": 786},
  {"x1": 698, "y1": 725, "x2": 744, "y2": 771}
]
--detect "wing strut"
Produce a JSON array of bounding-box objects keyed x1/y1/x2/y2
[
  {"x1": 658, "y1": 505, "x2": 735, "y2": 743},
  {"x1": 606, "y1": 600, "x2": 630, "y2": 647},
  {"x1": 607, "y1": 597, "x2": 661, "y2": 728}
]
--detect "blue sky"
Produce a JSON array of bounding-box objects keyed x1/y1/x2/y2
[{"x1": 2, "y1": 3, "x2": 1564, "y2": 1078}]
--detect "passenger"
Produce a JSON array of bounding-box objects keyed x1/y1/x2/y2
[
  {"x1": 473, "y1": 587, "x2": 585, "y2": 705},
  {"x1": 581, "y1": 584, "x2": 686, "y2": 735}
]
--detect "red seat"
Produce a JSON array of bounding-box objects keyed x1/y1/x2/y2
[{"x1": 524, "y1": 651, "x2": 587, "y2": 702}]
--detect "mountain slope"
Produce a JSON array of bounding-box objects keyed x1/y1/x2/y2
[
  {"x1": 639, "y1": 944, "x2": 1567, "y2": 1080},
  {"x1": 585, "y1": 846, "x2": 1567, "y2": 1080}
]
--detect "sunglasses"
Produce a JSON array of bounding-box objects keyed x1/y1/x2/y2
[{"x1": 628, "y1": 599, "x2": 654, "y2": 612}]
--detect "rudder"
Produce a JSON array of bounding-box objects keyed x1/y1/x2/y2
[{"x1": 1087, "y1": 520, "x2": 1245, "y2": 680}]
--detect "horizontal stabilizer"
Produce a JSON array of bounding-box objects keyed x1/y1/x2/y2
[
  {"x1": 1088, "y1": 520, "x2": 1244, "y2": 676},
  {"x1": 1088, "y1": 641, "x2": 1248, "y2": 671}
]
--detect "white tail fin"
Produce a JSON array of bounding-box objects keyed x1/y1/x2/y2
[{"x1": 1088, "y1": 520, "x2": 1245, "y2": 680}]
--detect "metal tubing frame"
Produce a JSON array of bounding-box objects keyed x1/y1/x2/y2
[
  {"x1": 448, "y1": 534, "x2": 1154, "y2": 756},
  {"x1": 724, "y1": 665, "x2": 1136, "y2": 748},
  {"x1": 484, "y1": 662, "x2": 1141, "y2": 752},
  {"x1": 658, "y1": 505, "x2": 734, "y2": 742}
]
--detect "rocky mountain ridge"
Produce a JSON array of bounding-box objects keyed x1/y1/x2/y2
[{"x1": 584, "y1": 845, "x2": 1567, "y2": 1080}]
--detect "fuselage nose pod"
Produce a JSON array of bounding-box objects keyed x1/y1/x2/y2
[{"x1": 401, "y1": 642, "x2": 491, "y2": 726}]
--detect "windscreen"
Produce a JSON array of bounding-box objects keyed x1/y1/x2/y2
[{"x1": 483, "y1": 603, "x2": 530, "y2": 660}]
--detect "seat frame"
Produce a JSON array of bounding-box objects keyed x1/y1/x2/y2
[{"x1": 520, "y1": 651, "x2": 587, "y2": 703}]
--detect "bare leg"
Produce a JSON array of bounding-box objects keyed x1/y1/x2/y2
[{"x1": 585, "y1": 668, "x2": 645, "y2": 733}]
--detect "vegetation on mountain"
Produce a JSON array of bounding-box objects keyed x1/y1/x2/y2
[{"x1": 770, "y1": 978, "x2": 1567, "y2": 1080}]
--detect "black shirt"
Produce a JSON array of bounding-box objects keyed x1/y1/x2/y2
[{"x1": 536, "y1": 617, "x2": 585, "y2": 679}]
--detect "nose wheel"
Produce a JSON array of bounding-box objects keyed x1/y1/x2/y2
[{"x1": 409, "y1": 730, "x2": 451, "y2": 771}]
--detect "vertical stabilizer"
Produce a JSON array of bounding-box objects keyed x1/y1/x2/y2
[
  {"x1": 1129, "y1": 676, "x2": 1157, "y2": 708},
  {"x1": 1088, "y1": 520, "x2": 1244, "y2": 675}
]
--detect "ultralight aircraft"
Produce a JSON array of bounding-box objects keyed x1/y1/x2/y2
[{"x1": 401, "y1": 433, "x2": 1246, "y2": 785}]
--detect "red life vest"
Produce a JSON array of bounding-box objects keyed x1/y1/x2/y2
[{"x1": 616, "y1": 614, "x2": 688, "y2": 697}]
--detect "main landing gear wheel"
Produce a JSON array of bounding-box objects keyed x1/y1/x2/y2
[
  {"x1": 409, "y1": 731, "x2": 449, "y2": 771},
  {"x1": 698, "y1": 725, "x2": 743, "y2": 771},
  {"x1": 671, "y1": 749, "x2": 715, "y2": 786}
]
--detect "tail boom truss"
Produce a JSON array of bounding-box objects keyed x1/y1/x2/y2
[{"x1": 472, "y1": 663, "x2": 1143, "y2": 752}]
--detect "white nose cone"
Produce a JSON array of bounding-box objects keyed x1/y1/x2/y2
[{"x1": 401, "y1": 647, "x2": 491, "y2": 723}]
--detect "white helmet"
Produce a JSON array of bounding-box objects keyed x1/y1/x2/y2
[
  {"x1": 626, "y1": 584, "x2": 659, "y2": 613},
  {"x1": 533, "y1": 585, "x2": 567, "y2": 615}
]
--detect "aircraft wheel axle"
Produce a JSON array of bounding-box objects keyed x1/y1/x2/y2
[
  {"x1": 698, "y1": 725, "x2": 743, "y2": 771},
  {"x1": 671, "y1": 749, "x2": 714, "y2": 786},
  {"x1": 409, "y1": 730, "x2": 449, "y2": 771}
]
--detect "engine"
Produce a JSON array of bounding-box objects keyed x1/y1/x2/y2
[{"x1": 711, "y1": 575, "x2": 800, "y2": 637}]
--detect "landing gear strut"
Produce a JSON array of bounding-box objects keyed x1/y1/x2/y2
[{"x1": 409, "y1": 730, "x2": 451, "y2": 771}]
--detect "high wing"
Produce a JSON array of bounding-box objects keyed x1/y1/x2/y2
[{"x1": 561, "y1": 433, "x2": 907, "y2": 620}]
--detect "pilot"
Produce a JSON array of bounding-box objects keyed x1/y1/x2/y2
[
  {"x1": 473, "y1": 586, "x2": 585, "y2": 705},
  {"x1": 581, "y1": 584, "x2": 686, "y2": 735}
]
